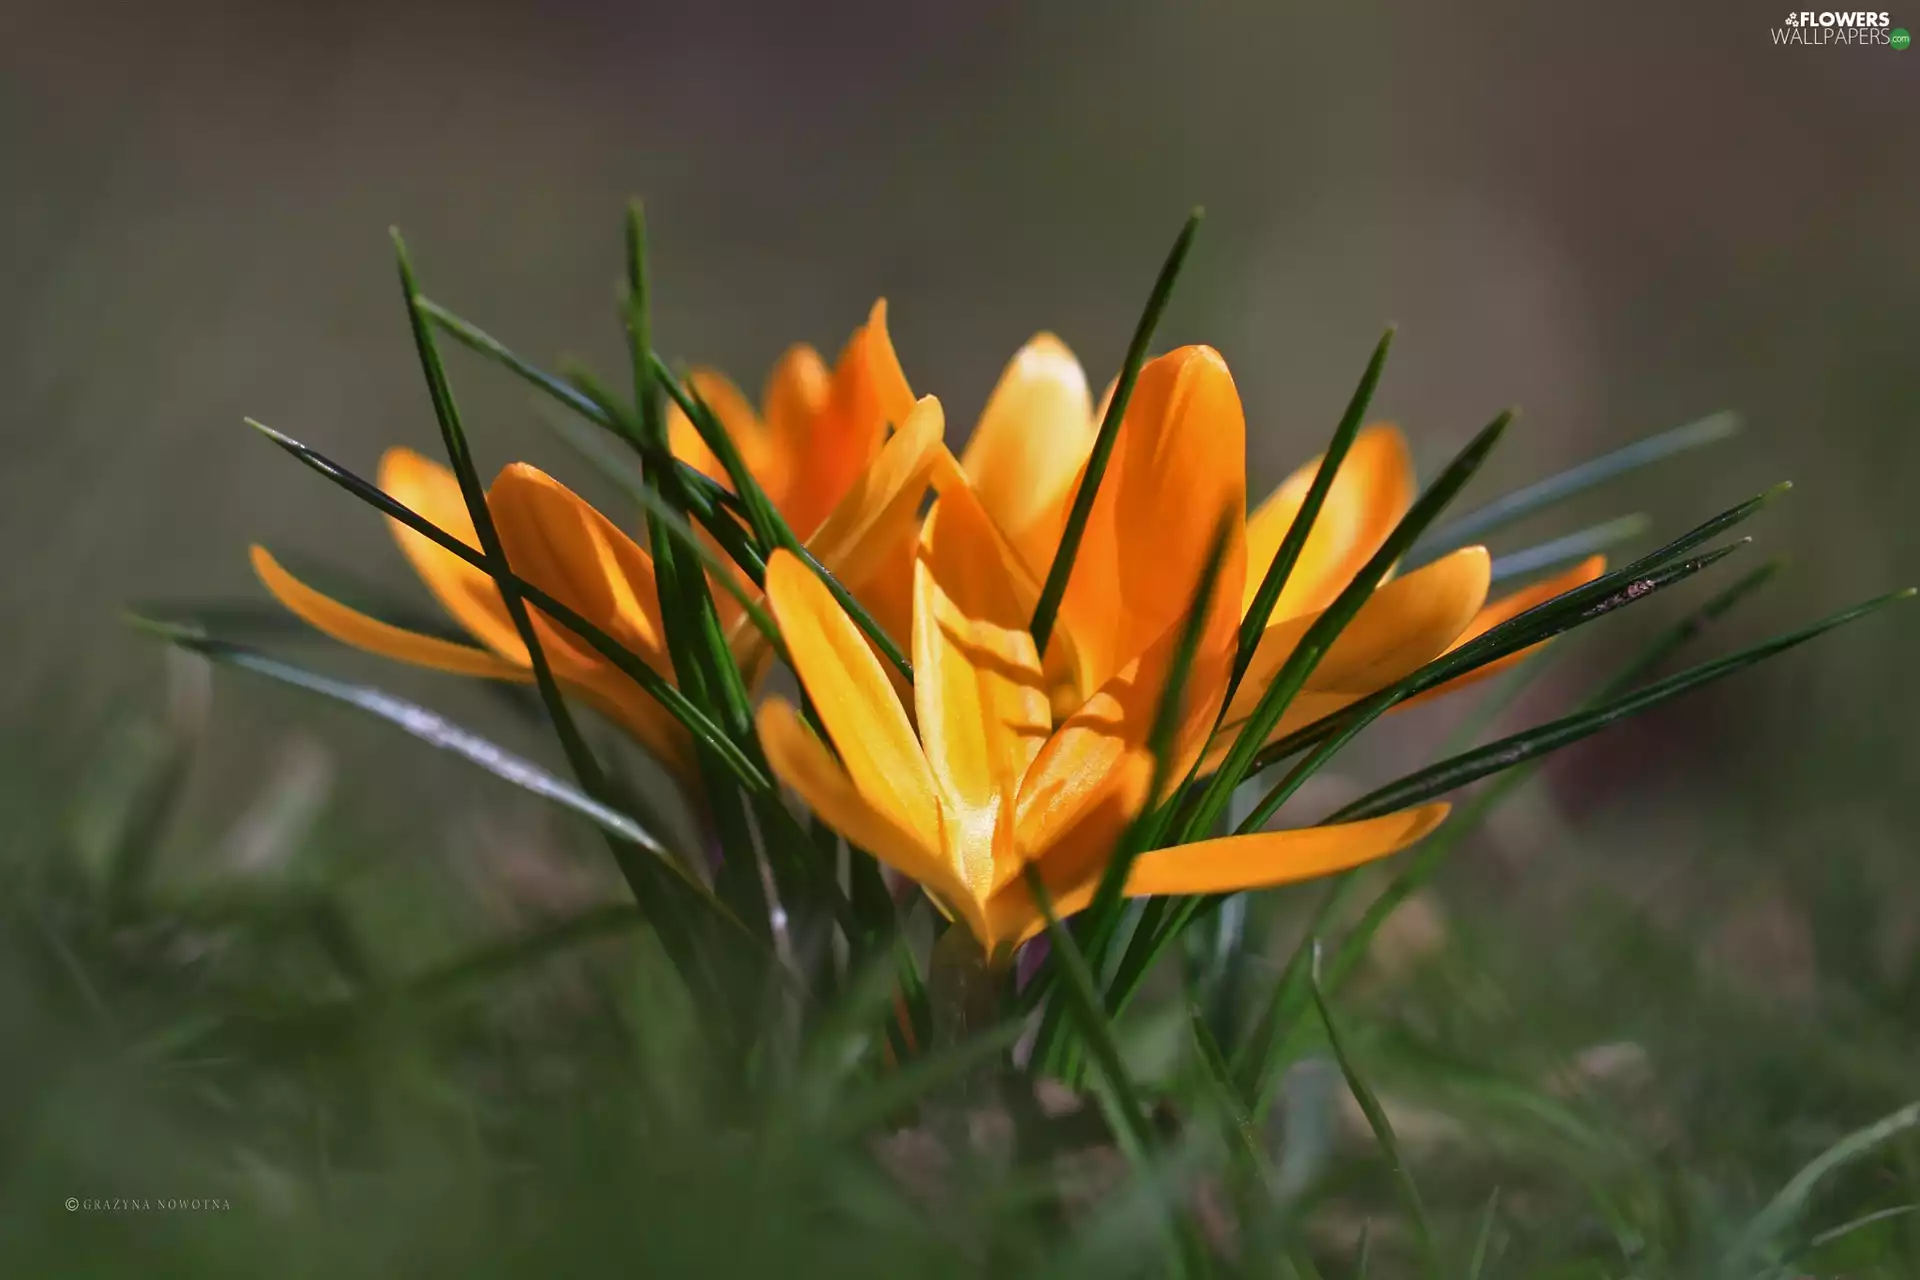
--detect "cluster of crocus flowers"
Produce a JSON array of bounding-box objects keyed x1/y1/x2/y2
[
  {"x1": 755, "y1": 340, "x2": 1600, "y2": 951},
  {"x1": 248, "y1": 308, "x2": 1602, "y2": 954}
]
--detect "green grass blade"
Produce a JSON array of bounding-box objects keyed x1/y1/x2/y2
[
  {"x1": 1232, "y1": 327, "x2": 1393, "y2": 702},
  {"x1": 820, "y1": 1019, "x2": 1025, "y2": 1141},
  {"x1": 1725, "y1": 1100, "x2": 1920, "y2": 1273},
  {"x1": 1029, "y1": 209, "x2": 1202, "y2": 658},
  {"x1": 1188, "y1": 1004, "x2": 1270, "y2": 1177},
  {"x1": 1311, "y1": 963, "x2": 1441, "y2": 1280},
  {"x1": 1324, "y1": 586, "x2": 1913, "y2": 824},
  {"x1": 417, "y1": 294, "x2": 735, "y2": 508},
  {"x1": 1488, "y1": 512, "x2": 1651, "y2": 586},
  {"x1": 130, "y1": 624, "x2": 681, "y2": 861},
  {"x1": 1025, "y1": 866, "x2": 1157, "y2": 1166},
  {"x1": 1180, "y1": 409, "x2": 1513, "y2": 844},
  {"x1": 392, "y1": 231, "x2": 618, "y2": 811},
  {"x1": 1466, "y1": 1189, "x2": 1501, "y2": 1279},
  {"x1": 1413, "y1": 409, "x2": 1740, "y2": 559},
  {"x1": 244, "y1": 418, "x2": 768, "y2": 791}
]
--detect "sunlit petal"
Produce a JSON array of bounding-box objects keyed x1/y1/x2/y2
[
  {"x1": 1244, "y1": 425, "x2": 1415, "y2": 621},
  {"x1": 379, "y1": 447, "x2": 527, "y2": 662},
  {"x1": 914, "y1": 484, "x2": 1053, "y2": 900},
  {"x1": 763, "y1": 548, "x2": 943, "y2": 849},
  {"x1": 1121, "y1": 803, "x2": 1451, "y2": 897},
  {"x1": 250, "y1": 545, "x2": 530, "y2": 681},
  {"x1": 1226, "y1": 547, "x2": 1492, "y2": 725},
  {"x1": 758, "y1": 698, "x2": 980, "y2": 935},
  {"x1": 1057, "y1": 345, "x2": 1248, "y2": 699},
  {"x1": 487, "y1": 463, "x2": 672, "y2": 672},
  {"x1": 959, "y1": 333, "x2": 1095, "y2": 582}
]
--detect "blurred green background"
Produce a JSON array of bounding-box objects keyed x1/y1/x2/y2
[{"x1": 3, "y1": 0, "x2": 1917, "y2": 1269}]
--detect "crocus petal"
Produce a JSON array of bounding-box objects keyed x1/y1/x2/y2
[
  {"x1": 757, "y1": 698, "x2": 978, "y2": 932},
  {"x1": 1121, "y1": 803, "x2": 1451, "y2": 898},
  {"x1": 982, "y1": 749, "x2": 1152, "y2": 948},
  {"x1": 763, "y1": 548, "x2": 943, "y2": 851},
  {"x1": 1057, "y1": 346, "x2": 1248, "y2": 699},
  {"x1": 666, "y1": 367, "x2": 776, "y2": 494},
  {"x1": 728, "y1": 397, "x2": 948, "y2": 690},
  {"x1": 250, "y1": 545, "x2": 530, "y2": 681},
  {"x1": 1401, "y1": 555, "x2": 1607, "y2": 707},
  {"x1": 379, "y1": 448, "x2": 528, "y2": 663},
  {"x1": 864, "y1": 298, "x2": 918, "y2": 431},
  {"x1": 760, "y1": 343, "x2": 832, "y2": 516},
  {"x1": 782, "y1": 301, "x2": 907, "y2": 539},
  {"x1": 1225, "y1": 547, "x2": 1492, "y2": 725},
  {"x1": 914, "y1": 485, "x2": 1053, "y2": 900},
  {"x1": 487, "y1": 463, "x2": 672, "y2": 672},
  {"x1": 1243, "y1": 425, "x2": 1415, "y2": 621},
  {"x1": 958, "y1": 333, "x2": 1096, "y2": 582}
]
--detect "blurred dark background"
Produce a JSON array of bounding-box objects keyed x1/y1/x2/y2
[{"x1": 3, "y1": 0, "x2": 1914, "y2": 956}]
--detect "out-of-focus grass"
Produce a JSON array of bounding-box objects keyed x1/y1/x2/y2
[{"x1": 7, "y1": 654, "x2": 1918, "y2": 1278}]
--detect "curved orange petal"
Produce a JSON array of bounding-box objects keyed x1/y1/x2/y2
[
  {"x1": 761, "y1": 343, "x2": 832, "y2": 516},
  {"x1": 568, "y1": 663, "x2": 693, "y2": 779},
  {"x1": 1057, "y1": 345, "x2": 1248, "y2": 699},
  {"x1": 782, "y1": 302, "x2": 904, "y2": 539},
  {"x1": 1122, "y1": 803, "x2": 1450, "y2": 897},
  {"x1": 487, "y1": 464, "x2": 671, "y2": 673},
  {"x1": 1244, "y1": 425, "x2": 1415, "y2": 622},
  {"x1": 666, "y1": 367, "x2": 775, "y2": 494},
  {"x1": 1225, "y1": 547, "x2": 1492, "y2": 725},
  {"x1": 982, "y1": 750, "x2": 1151, "y2": 949},
  {"x1": 379, "y1": 447, "x2": 528, "y2": 663},
  {"x1": 864, "y1": 298, "x2": 917, "y2": 431},
  {"x1": 729, "y1": 397, "x2": 947, "y2": 691},
  {"x1": 250, "y1": 545, "x2": 531, "y2": 681},
  {"x1": 913, "y1": 486, "x2": 1054, "y2": 901},
  {"x1": 958, "y1": 334, "x2": 1096, "y2": 583},
  {"x1": 1401, "y1": 554, "x2": 1608, "y2": 708},
  {"x1": 763, "y1": 548, "x2": 943, "y2": 852}
]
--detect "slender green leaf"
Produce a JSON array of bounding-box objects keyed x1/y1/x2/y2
[
  {"x1": 1325, "y1": 587, "x2": 1913, "y2": 823},
  {"x1": 1188, "y1": 1004, "x2": 1270, "y2": 1177},
  {"x1": 1489, "y1": 512, "x2": 1650, "y2": 586},
  {"x1": 1312, "y1": 964, "x2": 1441, "y2": 1279},
  {"x1": 129, "y1": 624, "x2": 680, "y2": 862},
  {"x1": 1726, "y1": 1100, "x2": 1920, "y2": 1272},
  {"x1": 1232, "y1": 327, "x2": 1393, "y2": 701},
  {"x1": 1025, "y1": 866, "x2": 1157, "y2": 1166},
  {"x1": 1030, "y1": 209, "x2": 1202, "y2": 657},
  {"x1": 1413, "y1": 409, "x2": 1739, "y2": 559},
  {"x1": 1467, "y1": 1189, "x2": 1501, "y2": 1280},
  {"x1": 820, "y1": 1019, "x2": 1025, "y2": 1141}
]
